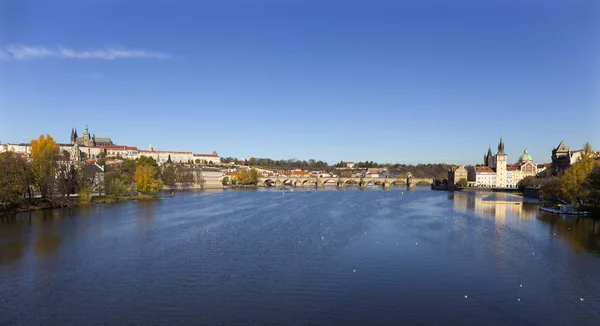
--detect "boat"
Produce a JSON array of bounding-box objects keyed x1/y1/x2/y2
[{"x1": 539, "y1": 204, "x2": 592, "y2": 216}]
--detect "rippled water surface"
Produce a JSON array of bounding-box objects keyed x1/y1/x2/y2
[{"x1": 1, "y1": 188, "x2": 599, "y2": 325}]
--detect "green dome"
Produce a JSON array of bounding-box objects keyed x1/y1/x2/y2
[{"x1": 519, "y1": 149, "x2": 533, "y2": 162}]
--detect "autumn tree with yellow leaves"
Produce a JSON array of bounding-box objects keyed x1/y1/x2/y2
[
  {"x1": 30, "y1": 134, "x2": 60, "y2": 200},
  {"x1": 558, "y1": 142, "x2": 595, "y2": 205},
  {"x1": 540, "y1": 142, "x2": 599, "y2": 209},
  {"x1": 134, "y1": 165, "x2": 163, "y2": 195}
]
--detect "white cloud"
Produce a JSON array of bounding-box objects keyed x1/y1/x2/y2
[{"x1": 1, "y1": 45, "x2": 170, "y2": 60}]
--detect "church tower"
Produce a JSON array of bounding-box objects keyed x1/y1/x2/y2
[
  {"x1": 484, "y1": 147, "x2": 493, "y2": 167},
  {"x1": 495, "y1": 137, "x2": 507, "y2": 188},
  {"x1": 82, "y1": 125, "x2": 90, "y2": 146}
]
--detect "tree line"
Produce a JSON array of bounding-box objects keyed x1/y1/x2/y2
[
  {"x1": 0, "y1": 134, "x2": 206, "y2": 210},
  {"x1": 0, "y1": 134, "x2": 100, "y2": 208},
  {"x1": 221, "y1": 157, "x2": 450, "y2": 179}
]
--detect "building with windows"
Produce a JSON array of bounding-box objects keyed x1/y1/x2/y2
[
  {"x1": 469, "y1": 138, "x2": 537, "y2": 188},
  {"x1": 448, "y1": 165, "x2": 468, "y2": 189}
]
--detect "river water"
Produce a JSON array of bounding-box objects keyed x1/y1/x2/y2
[{"x1": 1, "y1": 188, "x2": 599, "y2": 325}]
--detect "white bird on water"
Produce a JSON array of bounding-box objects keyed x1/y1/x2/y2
[
  {"x1": 464, "y1": 295, "x2": 468, "y2": 299},
  {"x1": 581, "y1": 297, "x2": 584, "y2": 302},
  {"x1": 322, "y1": 236, "x2": 324, "y2": 240}
]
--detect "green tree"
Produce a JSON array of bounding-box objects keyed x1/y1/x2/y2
[
  {"x1": 119, "y1": 159, "x2": 137, "y2": 182},
  {"x1": 161, "y1": 166, "x2": 176, "y2": 187},
  {"x1": 583, "y1": 165, "x2": 600, "y2": 207},
  {"x1": 250, "y1": 168, "x2": 259, "y2": 185},
  {"x1": 134, "y1": 165, "x2": 163, "y2": 194},
  {"x1": 105, "y1": 171, "x2": 129, "y2": 199},
  {"x1": 176, "y1": 166, "x2": 195, "y2": 188},
  {"x1": 30, "y1": 134, "x2": 60, "y2": 200},
  {"x1": 136, "y1": 155, "x2": 158, "y2": 168},
  {"x1": 78, "y1": 183, "x2": 92, "y2": 204},
  {"x1": 457, "y1": 178, "x2": 468, "y2": 187},
  {"x1": 222, "y1": 176, "x2": 229, "y2": 186},
  {"x1": 539, "y1": 177, "x2": 562, "y2": 201}
]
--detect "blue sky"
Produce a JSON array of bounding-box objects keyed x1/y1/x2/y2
[{"x1": 1, "y1": 0, "x2": 598, "y2": 165}]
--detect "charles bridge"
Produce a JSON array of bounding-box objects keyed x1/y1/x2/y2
[{"x1": 256, "y1": 175, "x2": 433, "y2": 189}]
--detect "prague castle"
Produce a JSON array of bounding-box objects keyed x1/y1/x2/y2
[
  {"x1": 1, "y1": 124, "x2": 220, "y2": 165},
  {"x1": 70, "y1": 125, "x2": 114, "y2": 147}
]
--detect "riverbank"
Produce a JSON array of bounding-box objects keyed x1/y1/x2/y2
[
  {"x1": 454, "y1": 186, "x2": 521, "y2": 193},
  {"x1": 0, "y1": 195, "x2": 156, "y2": 216}
]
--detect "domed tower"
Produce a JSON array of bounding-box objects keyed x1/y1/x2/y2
[{"x1": 519, "y1": 149, "x2": 533, "y2": 162}]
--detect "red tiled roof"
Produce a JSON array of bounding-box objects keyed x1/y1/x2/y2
[
  {"x1": 475, "y1": 166, "x2": 495, "y2": 173},
  {"x1": 290, "y1": 170, "x2": 310, "y2": 175}
]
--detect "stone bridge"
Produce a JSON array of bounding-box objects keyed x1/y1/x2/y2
[{"x1": 257, "y1": 176, "x2": 433, "y2": 189}]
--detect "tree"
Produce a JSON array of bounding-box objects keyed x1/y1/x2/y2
[
  {"x1": 134, "y1": 165, "x2": 163, "y2": 194},
  {"x1": 559, "y1": 143, "x2": 595, "y2": 205},
  {"x1": 0, "y1": 152, "x2": 28, "y2": 207},
  {"x1": 517, "y1": 176, "x2": 538, "y2": 190},
  {"x1": 539, "y1": 177, "x2": 562, "y2": 201},
  {"x1": 236, "y1": 168, "x2": 257, "y2": 185},
  {"x1": 105, "y1": 171, "x2": 128, "y2": 199},
  {"x1": 120, "y1": 159, "x2": 137, "y2": 183},
  {"x1": 56, "y1": 162, "x2": 79, "y2": 199},
  {"x1": 79, "y1": 183, "x2": 92, "y2": 204},
  {"x1": 583, "y1": 165, "x2": 600, "y2": 207},
  {"x1": 30, "y1": 134, "x2": 60, "y2": 200},
  {"x1": 222, "y1": 176, "x2": 229, "y2": 186},
  {"x1": 161, "y1": 166, "x2": 176, "y2": 187},
  {"x1": 250, "y1": 168, "x2": 259, "y2": 185},
  {"x1": 136, "y1": 155, "x2": 158, "y2": 168},
  {"x1": 175, "y1": 166, "x2": 195, "y2": 188},
  {"x1": 457, "y1": 178, "x2": 468, "y2": 187}
]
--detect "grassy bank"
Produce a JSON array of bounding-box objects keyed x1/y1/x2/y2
[{"x1": 0, "y1": 195, "x2": 156, "y2": 215}]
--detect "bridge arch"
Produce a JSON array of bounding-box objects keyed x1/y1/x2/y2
[
  {"x1": 301, "y1": 179, "x2": 317, "y2": 187},
  {"x1": 263, "y1": 179, "x2": 276, "y2": 187},
  {"x1": 321, "y1": 179, "x2": 337, "y2": 186}
]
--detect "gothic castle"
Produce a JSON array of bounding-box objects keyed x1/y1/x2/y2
[{"x1": 70, "y1": 125, "x2": 113, "y2": 147}]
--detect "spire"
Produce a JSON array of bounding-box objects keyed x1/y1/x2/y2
[{"x1": 497, "y1": 137, "x2": 505, "y2": 155}]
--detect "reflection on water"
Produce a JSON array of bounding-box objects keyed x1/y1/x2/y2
[
  {"x1": 538, "y1": 212, "x2": 600, "y2": 254},
  {"x1": 450, "y1": 191, "x2": 538, "y2": 221},
  {"x1": 1, "y1": 189, "x2": 599, "y2": 325},
  {"x1": 450, "y1": 191, "x2": 600, "y2": 254}
]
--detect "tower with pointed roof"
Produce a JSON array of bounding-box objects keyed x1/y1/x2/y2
[
  {"x1": 495, "y1": 137, "x2": 507, "y2": 187},
  {"x1": 484, "y1": 147, "x2": 494, "y2": 167},
  {"x1": 551, "y1": 140, "x2": 572, "y2": 175}
]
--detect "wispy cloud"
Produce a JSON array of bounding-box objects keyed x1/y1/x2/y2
[{"x1": 0, "y1": 45, "x2": 171, "y2": 60}]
